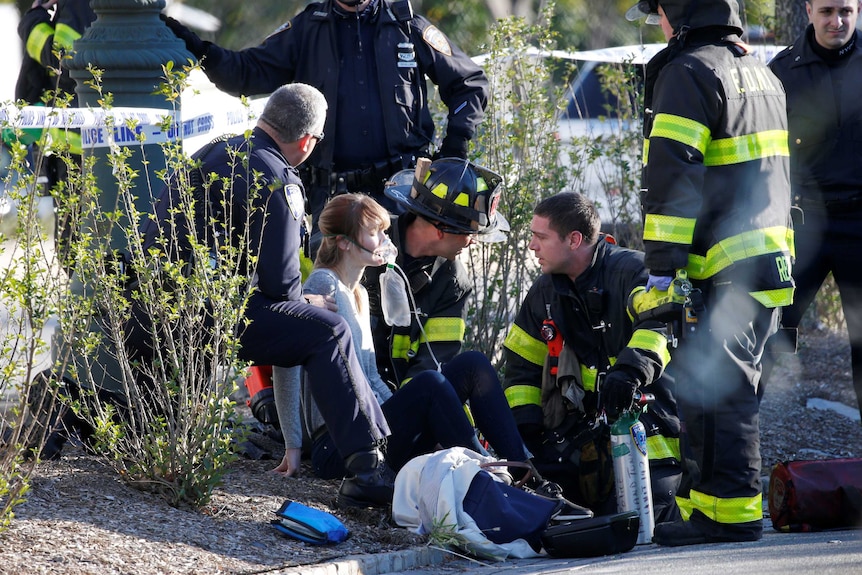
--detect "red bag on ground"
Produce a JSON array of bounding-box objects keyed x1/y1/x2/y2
[{"x1": 768, "y1": 458, "x2": 862, "y2": 532}]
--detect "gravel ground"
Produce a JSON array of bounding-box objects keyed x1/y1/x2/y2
[{"x1": 0, "y1": 328, "x2": 860, "y2": 575}]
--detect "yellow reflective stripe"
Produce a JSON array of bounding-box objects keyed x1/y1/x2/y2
[
  {"x1": 646, "y1": 434, "x2": 679, "y2": 461},
  {"x1": 689, "y1": 489, "x2": 762, "y2": 524},
  {"x1": 628, "y1": 329, "x2": 671, "y2": 368},
  {"x1": 650, "y1": 113, "x2": 711, "y2": 155},
  {"x1": 46, "y1": 128, "x2": 82, "y2": 155},
  {"x1": 430, "y1": 181, "x2": 449, "y2": 199},
  {"x1": 642, "y1": 138, "x2": 650, "y2": 166},
  {"x1": 27, "y1": 22, "x2": 55, "y2": 63},
  {"x1": 420, "y1": 317, "x2": 465, "y2": 343},
  {"x1": 643, "y1": 214, "x2": 696, "y2": 245},
  {"x1": 453, "y1": 192, "x2": 469, "y2": 207},
  {"x1": 463, "y1": 403, "x2": 475, "y2": 426},
  {"x1": 676, "y1": 495, "x2": 693, "y2": 521},
  {"x1": 705, "y1": 130, "x2": 789, "y2": 166},
  {"x1": 686, "y1": 226, "x2": 794, "y2": 280},
  {"x1": 749, "y1": 287, "x2": 794, "y2": 308},
  {"x1": 581, "y1": 365, "x2": 598, "y2": 392},
  {"x1": 53, "y1": 23, "x2": 82, "y2": 52},
  {"x1": 505, "y1": 384, "x2": 541, "y2": 409},
  {"x1": 504, "y1": 324, "x2": 547, "y2": 367},
  {"x1": 392, "y1": 334, "x2": 411, "y2": 360}
]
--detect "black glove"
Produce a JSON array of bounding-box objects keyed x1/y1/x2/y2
[
  {"x1": 434, "y1": 134, "x2": 468, "y2": 160},
  {"x1": 160, "y1": 14, "x2": 208, "y2": 60},
  {"x1": 600, "y1": 368, "x2": 641, "y2": 421}
]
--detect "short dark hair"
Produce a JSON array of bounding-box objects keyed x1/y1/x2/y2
[{"x1": 533, "y1": 192, "x2": 601, "y2": 244}]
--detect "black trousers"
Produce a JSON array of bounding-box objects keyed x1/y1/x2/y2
[
  {"x1": 671, "y1": 285, "x2": 779, "y2": 538},
  {"x1": 241, "y1": 296, "x2": 390, "y2": 459},
  {"x1": 763, "y1": 201, "x2": 862, "y2": 421}
]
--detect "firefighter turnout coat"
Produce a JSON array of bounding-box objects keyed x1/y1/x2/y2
[
  {"x1": 641, "y1": 35, "x2": 794, "y2": 303},
  {"x1": 365, "y1": 213, "x2": 471, "y2": 387},
  {"x1": 503, "y1": 238, "x2": 680, "y2": 469}
]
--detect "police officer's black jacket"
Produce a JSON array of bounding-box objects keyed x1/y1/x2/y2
[
  {"x1": 198, "y1": 0, "x2": 487, "y2": 175},
  {"x1": 143, "y1": 127, "x2": 306, "y2": 304},
  {"x1": 503, "y1": 238, "x2": 679, "y2": 463},
  {"x1": 769, "y1": 27, "x2": 862, "y2": 205}
]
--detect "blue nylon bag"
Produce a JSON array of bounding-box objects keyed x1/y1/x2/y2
[{"x1": 271, "y1": 500, "x2": 349, "y2": 545}]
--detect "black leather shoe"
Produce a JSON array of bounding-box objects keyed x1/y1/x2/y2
[
  {"x1": 337, "y1": 449, "x2": 395, "y2": 509},
  {"x1": 653, "y1": 519, "x2": 762, "y2": 546}
]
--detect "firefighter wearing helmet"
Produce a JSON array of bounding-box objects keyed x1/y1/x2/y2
[
  {"x1": 362, "y1": 158, "x2": 508, "y2": 387},
  {"x1": 625, "y1": 0, "x2": 794, "y2": 546}
]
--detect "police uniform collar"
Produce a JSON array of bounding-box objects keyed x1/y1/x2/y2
[
  {"x1": 807, "y1": 26, "x2": 857, "y2": 63},
  {"x1": 332, "y1": 0, "x2": 380, "y2": 20}
]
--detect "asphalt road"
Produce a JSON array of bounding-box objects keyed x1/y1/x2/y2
[{"x1": 398, "y1": 526, "x2": 862, "y2": 575}]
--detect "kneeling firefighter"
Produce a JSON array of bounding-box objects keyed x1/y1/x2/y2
[{"x1": 503, "y1": 191, "x2": 682, "y2": 523}]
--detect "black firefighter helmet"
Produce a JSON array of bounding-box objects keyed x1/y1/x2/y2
[{"x1": 384, "y1": 158, "x2": 509, "y2": 243}]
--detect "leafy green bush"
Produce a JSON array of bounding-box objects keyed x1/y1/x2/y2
[
  {"x1": 463, "y1": 2, "x2": 646, "y2": 363},
  {"x1": 1, "y1": 64, "x2": 255, "y2": 517}
]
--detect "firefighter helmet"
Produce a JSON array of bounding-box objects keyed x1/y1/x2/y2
[{"x1": 384, "y1": 158, "x2": 509, "y2": 243}]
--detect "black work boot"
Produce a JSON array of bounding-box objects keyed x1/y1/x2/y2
[{"x1": 337, "y1": 448, "x2": 395, "y2": 509}]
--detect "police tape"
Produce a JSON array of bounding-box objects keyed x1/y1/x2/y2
[{"x1": 0, "y1": 101, "x2": 266, "y2": 149}]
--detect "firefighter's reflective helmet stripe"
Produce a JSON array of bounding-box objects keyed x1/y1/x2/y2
[
  {"x1": 689, "y1": 488, "x2": 762, "y2": 524},
  {"x1": 646, "y1": 434, "x2": 680, "y2": 462},
  {"x1": 628, "y1": 328, "x2": 671, "y2": 369},
  {"x1": 643, "y1": 214, "x2": 695, "y2": 245},
  {"x1": 504, "y1": 323, "x2": 547, "y2": 366},
  {"x1": 505, "y1": 384, "x2": 541, "y2": 409}
]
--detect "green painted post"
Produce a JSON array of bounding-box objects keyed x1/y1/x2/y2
[{"x1": 64, "y1": 0, "x2": 192, "y2": 394}]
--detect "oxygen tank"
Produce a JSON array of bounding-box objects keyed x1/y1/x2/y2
[{"x1": 611, "y1": 405, "x2": 654, "y2": 545}]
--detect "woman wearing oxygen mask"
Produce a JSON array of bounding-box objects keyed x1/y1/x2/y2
[{"x1": 272, "y1": 193, "x2": 531, "y2": 480}]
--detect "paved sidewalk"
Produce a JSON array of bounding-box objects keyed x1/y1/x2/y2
[{"x1": 285, "y1": 526, "x2": 862, "y2": 575}]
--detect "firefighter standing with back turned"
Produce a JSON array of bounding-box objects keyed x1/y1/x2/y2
[{"x1": 625, "y1": 0, "x2": 794, "y2": 545}]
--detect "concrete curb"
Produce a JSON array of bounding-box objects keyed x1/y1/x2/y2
[{"x1": 278, "y1": 546, "x2": 450, "y2": 575}]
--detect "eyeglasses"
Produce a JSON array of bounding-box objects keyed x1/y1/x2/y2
[{"x1": 308, "y1": 130, "x2": 324, "y2": 143}]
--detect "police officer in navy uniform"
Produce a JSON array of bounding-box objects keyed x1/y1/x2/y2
[
  {"x1": 162, "y1": 0, "x2": 488, "y2": 227},
  {"x1": 131, "y1": 84, "x2": 396, "y2": 509}
]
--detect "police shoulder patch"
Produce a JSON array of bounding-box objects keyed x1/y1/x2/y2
[
  {"x1": 266, "y1": 20, "x2": 291, "y2": 40},
  {"x1": 422, "y1": 25, "x2": 452, "y2": 56},
  {"x1": 284, "y1": 184, "x2": 304, "y2": 220}
]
